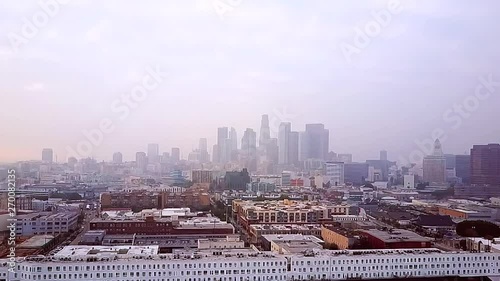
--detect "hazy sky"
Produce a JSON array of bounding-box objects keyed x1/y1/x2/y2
[{"x1": 1, "y1": 0, "x2": 499, "y2": 163}]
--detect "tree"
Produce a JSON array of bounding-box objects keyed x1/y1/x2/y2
[{"x1": 456, "y1": 220, "x2": 500, "y2": 238}]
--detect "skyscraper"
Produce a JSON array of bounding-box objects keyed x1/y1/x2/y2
[
  {"x1": 42, "y1": 148, "x2": 53, "y2": 163},
  {"x1": 445, "y1": 154, "x2": 456, "y2": 170},
  {"x1": 259, "y1": 114, "x2": 271, "y2": 147},
  {"x1": 171, "y1": 147, "x2": 180, "y2": 162},
  {"x1": 288, "y1": 131, "x2": 299, "y2": 166},
  {"x1": 135, "y1": 152, "x2": 147, "y2": 171},
  {"x1": 298, "y1": 131, "x2": 308, "y2": 162},
  {"x1": 147, "y1": 143, "x2": 160, "y2": 163},
  {"x1": 241, "y1": 128, "x2": 257, "y2": 172},
  {"x1": 380, "y1": 150, "x2": 388, "y2": 161},
  {"x1": 199, "y1": 138, "x2": 209, "y2": 163},
  {"x1": 212, "y1": 145, "x2": 219, "y2": 163},
  {"x1": 217, "y1": 127, "x2": 228, "y2": 163},
  {"x1": 455, "y1": 154, "x2": 471, "y2": 184},
  {"x1": 259, "y1": 114, "x2": 271, "y2": 164},
  {"x1": 471, "y1": 144, "x2": 500, "y2": 185},
  {"x1": 112, "y1": 152, "x2": 123, "y2": 163},
  {"x1": 161, "y1": 152, "x2": 170, "y2": 163},
  {"x1": 267, "y1": 138, "x2": 279, "y2": 164},
  {"x1": 304, "y1": 124, "x2": 329, "y2": 160},
  {"x1": 278, "y1": 122, "x2": 291, "y2": 165},
  {"x1": 423, "y1": 139, "x2": 446, "y2": 184},
  {"x1": 229, "y1": 127, "x2": 238, "y2": 161}
]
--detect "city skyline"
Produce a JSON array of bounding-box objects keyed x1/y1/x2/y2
[
  {"x1": 1, "y1": 0, "x2": 500, "y2": 163},
  {"x1": 1, "y1": 115, "x2": 491, "y2": 164}
]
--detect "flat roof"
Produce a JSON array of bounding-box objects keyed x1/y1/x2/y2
[
  {"x1": 18, "y1": 235, "x2": 55, "y2": 249},
  {"x1": 54, "y1": 245, "x2": 159, "y2": 258},
  {"x1": 273, "y1": 240, "x2": 322, "y2": 253},
  {"x1": 322, "y1": 226, "x2": 357, "y2": 238},
  {"x1": 262, "y1": 234, "x2": 324, "y2": 244},
  {"x1": 360, "y1": 229, "x2": 431, "y2": 243},
  {"x1": 251, "y1": 224, "x2": 321, "y2": 231}
]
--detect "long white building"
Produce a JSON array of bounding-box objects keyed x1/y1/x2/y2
[{"x1": 1, "y1": 246, "x2": 500, "y2": 281}]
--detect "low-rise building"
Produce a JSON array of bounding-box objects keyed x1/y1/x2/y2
[
  {"x1": 413, "y1": 215, "x2": 455, "y2": 232},
  {"x1": 358, "y1": 229, "x2": 432, "y2": 249},
  {"x1": 233, "y1": 199, "x2": 350, "y2": 230},
  {"x1": 438, "y1": 206, "x2": 492, "y2": 221},
  {"x1": 248, "y1": 224, "x2": 322, "y2": 244},
  {"x1": 261, "y1": 234, "x2": 324, "y2": 252},
  {"x1": 90, "y1": 216, "x2": 233, "y2": 235},
  {"x1": 197, "y1": 236, "x2": 245, "y2": 249},
  {"x1": 321, "y1": 225, "x2": 357, "y2": 249},
  {"x1": 15, "y1": 212, "x2": 79, "y2": 236}
]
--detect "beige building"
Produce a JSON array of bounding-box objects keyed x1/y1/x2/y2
[
  {"x1": 233, "y1": 199, "x2": 350, "y2": 229},
  {"x1": 197, "y1": 236, "x2": 244, "y2": 249},
  {"x1": 321, "y1": 225, "x2": 357, "y2": 249}
]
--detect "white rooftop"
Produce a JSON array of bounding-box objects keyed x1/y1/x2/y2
[{"x1": 54, "y1": 245, "x2": 159, "y2": 259}]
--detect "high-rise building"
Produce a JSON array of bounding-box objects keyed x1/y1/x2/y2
[
  {"x1": 267, "y1": 138, "x2": 279, "y2": 164},
  {"x1": 444, "y1": 154, "x2": 456, "y2": 170},
  {"x1": 471, "y1": 144, "x2": 500, "y2": 185},
  {"x1": 161, "y1": 152, "x2": 170, "y2": 163},
  {"x1": 135, "y1": 152, "x2": 147, "y2": 171},
  {"x1": 337, "y1": 154, "x2": 353, "y2": 163},
  {"x1": 344, "y1": 163, "x2": 369, "y2": 185},
  {"x1": 217, "y1": 127, "x2": 229, "y2": 163},
  {"x1": 199, "y1": 138, "x2": 207, "y2": 152},
  {"x1": 278, "y1": 122, "x2": 291, "y2": 165},
  {"x1": 404, "y1": 175, "x2": 416, "y2": 189},
  {"x1": 288, "y1": 131, "x2": 299, "y2": 166},
  {"x1": 147, "y1": 143, "x2": 160, "y2": 163},
  {"x1": 423, "y1": 139, "x2": 446, "y2": 184},
  {"x1": 199, "y1": 138, "x2": 209, "y2": 163},
  {"x1": 42, "y1": 148, "x2": 53, "y2": 163},
  {"x1": 455, "y1": 154, "x2": 471, "y2": 184},
  {"x1": 191, "y1": 170, "x2": 213, "y2": 184},
  {"x1": 380, "y1": 150, "x2": 388, "y2": 161},
  {"x1": 212, "y1": 145, "x2": 218, "y2": 163},
  {"x1": 112, "y1": 152, "x2": 123, "y2": 164},
  {"x1": 229, "y1": 127, "x2": 238, "y2": 162},
  {"x1": 171, "y1": 148, "x2": 180, "y2": 162},
  {"x1": 298, "y1": 131, "x2": 308, "y2": 162},
  {"x1": 305, "y1": 124, "x2": 329, "y2": 160},
  {"x1": 324, "y1": 162, "x2": 344, "y2": 186},
  {"x1": 67, "y1": 157, "x2": 77, "y2": 167},
  {"x1": 259, "y1": 114, "x2": 271, "y2": 147},
  {"x1": 258, "y1": 114, "x2": 271, "y2": 164},
  {"x1": 241, "y1": 128, "x2": 257, "y2": 172}
]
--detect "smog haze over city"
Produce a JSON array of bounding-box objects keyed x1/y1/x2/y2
[
  {"x1": 4, "y1": 1, "x2": 500, "y2": 281},
  {"x1": 1, "y1": 0, "x2": 499, "y2": 164}
]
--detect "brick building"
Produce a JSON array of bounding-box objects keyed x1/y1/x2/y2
[
  {"x1": 359, "y1": 229, "x2": 431, "y2": 249},
  {"x1": 90, "y1": 216, "x2": 234, "y2": 235}
]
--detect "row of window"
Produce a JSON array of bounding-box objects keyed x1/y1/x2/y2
[
  {"x1": 24, "y1": 261, "x2": 286, "y2": 273},
  {"x1": 291, "y1": 255, "x2": 497, "y2": 266},
  {"x1": 13, "y1": 268, "x2": 499, "y2": 281},
  {"x1": 290, "y1": 269, "x2": 493, "y2": 280},
  {"x1": 293, "y1": 262, "x2": 496, "y2": 272}
]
